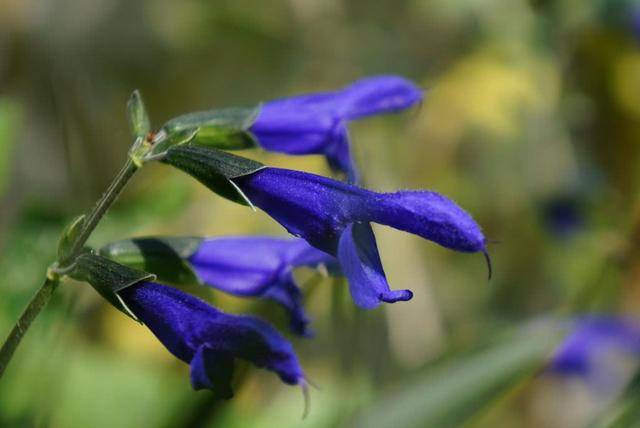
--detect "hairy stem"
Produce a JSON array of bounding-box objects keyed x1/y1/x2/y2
[
  {"x1": 59, "y1": 158, "x2": 138, "y2": 267},
  {"x1": 0, "y1": 277, "x2": 58, "y2": 378},
  {"x1": 0, "y1": 157, "x2": 139, "y2": 379}
]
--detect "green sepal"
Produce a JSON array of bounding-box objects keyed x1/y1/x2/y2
[
  {"x1": 149, "y1": 128, "x2": 198, "y2": 157},
  {"x1": 190, "y1": 127, "x2": 258, "y2": 151},
  {"x1": 155, "y1": 105, "x2": 260, "y2": 153},
  {"x1": 99, "y1": 237, "x2": 203, "y2": 287},
  {"x1": 127, "y1": 90, "x2": 151, "y2": 139},
  {"x1": 162, "y1": 145, "x2": 264, "y2": 206},
  {"x1": 57, "y1": 214, "x2": 86, "y2": 261},
  {"x1": 162, "y1": 105, "x2": 260, "y2": 134},
  {"x1": 69, "y1": 253, "x2": 156, "y2": 321}
]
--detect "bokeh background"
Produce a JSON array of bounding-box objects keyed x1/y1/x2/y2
[{"x1": 1, "y1": 0, "x2": 640, "y2": 427}]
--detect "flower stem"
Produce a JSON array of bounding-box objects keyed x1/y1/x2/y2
[
  {"x1": 0, "y1": 157, "x2": 139, "y2": 379},
  {"x1": 59, "y1": 158, "x2": 138, "y2": 267},
  {"x1": 0, "y1": 277, "x2": 58, "y2": 378}
]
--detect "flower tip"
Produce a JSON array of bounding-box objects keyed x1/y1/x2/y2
[
  {"x1": 379, "y1": 289, "x2": 413, "y2": 304},
  {"x1": 301, "y1": 379, "x2": 311, "y2": 420},
  {"x1": 482, "y1": 249, "x2": 493, "y2": 281}
]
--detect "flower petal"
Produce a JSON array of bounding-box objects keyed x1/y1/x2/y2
[
  {"x1": 188, "y1": 237, "x2": 336, "y2": 335},
  {"x1": 233, "y1": 168, "x2": 486, "y2": 255},
  {"x1": 190, "y1": 347, "x2": 234, "y2": 397},
  {"x1": 337, "y1": 222, "x2": 412, "y2": 309},
  {"x1": 249, "y1": 76, "x2": 422, "y2": 178},
  {"x1": 324, "y1": 124, "x2": 359, "y2": 183},
  {"x1": 262, "y1": 271, "x2": 311, "y2": 336},
  {"x1": 339, "y1": 75, "x2": 424, "y2": 120},
  {"x1": 251, "y1": 110, "x2": 336, "y2": 155},
  {"x1": 369, "y1": 190, "x2": 487, "y2": 253},
  {"x1": 119, "y1": 281, "x2": 304, "y2": 394}
]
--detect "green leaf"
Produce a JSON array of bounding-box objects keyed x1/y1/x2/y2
[
  {"x1": 57, "y1": 215, "x2": 86, "y2": 261},
  {"x1": 162, "y1": 145, "x2": 264, "y2": 206},
  {"x1": 127, "y1": 90, "x2": 151, "y2": 139},
  {"x1": 162, "y1": 105, "x2": 260, "y2": 134},
  {"x1": 352, "y1": 326, "x2": 561, "y2": 428},
  {"x1": 99, "y1": 237, "x2": 203, "y2": 287},
  {"x1": 69, "y1": 253, "x2": 155, "y2": 321}
]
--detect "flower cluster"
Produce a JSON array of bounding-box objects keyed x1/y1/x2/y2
[{"x1": 86, "y1": 76, "x2": 487, "y2": 401}]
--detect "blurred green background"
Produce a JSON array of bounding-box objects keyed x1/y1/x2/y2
[{"x1": 2, "y1": 0, "x2": 640, "y2": 427}]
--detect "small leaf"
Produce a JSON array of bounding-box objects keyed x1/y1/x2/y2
[
  {"x1": 100, "y1": 237, "x2": 203, "y2": 286},
  {"x1": 162, "y1": 105, "x2": 260, "y2": 134},
  {"x1": 57, "y1": 215, "x2": 86, "y2": 261},
  {"x1": 162, "y1": 145, "x2": 264, "y2": 205},
  {"x1": 69, "y1": 253, "x2": 155, "y2": 321},
  {"x1": 127, "y1": 90, "x2": 151, "y2": 139}
]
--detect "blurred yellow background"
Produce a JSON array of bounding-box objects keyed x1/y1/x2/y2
[{"x1": 1, "y1": 1, "x2": 640, "y2": 427}]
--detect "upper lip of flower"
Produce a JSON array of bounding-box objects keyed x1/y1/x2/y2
[{"x1": 249, "y1": 75, "x2": 424, "y2": 182}]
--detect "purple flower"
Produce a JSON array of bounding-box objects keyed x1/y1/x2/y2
[
  {"x1": 228, "y1": 167, "x2": 488, "y2": 309},
  {"x1": 250, "y1": 76, "x2": 423, "y2": 182},
  {"x1": 550, "y1": 316, "x2": 640, "y2": 390},
  {"x1": 187, "y1": 236, "x2": 338, "y2": 336},
  {"x1": 119, "y1": 281, "x2": 305, "y2": 397}
]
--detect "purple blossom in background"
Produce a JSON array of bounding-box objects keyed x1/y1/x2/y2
[
  {"x1": 229, "y1": 167, "x2": 488, "y2": 309},
  {"x1": 119, "y1": 281, "x2": 305, "y2": 397},
  {"x1": 250, "y1": 76, "x2": 423, "y2": 182},
  {"x1": 549, "y1": 316, "x2": 640, "y2": 391},
  {"x1": 188, "y1": 237, "x2": 338, "y2": 336}
]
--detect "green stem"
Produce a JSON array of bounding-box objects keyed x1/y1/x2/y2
[
  {"x1": 59, "y1": 158, "x2": 138, "y2": 267},
  {"x1": 0, "y1": 157, "x2": 139, "y2": 379},
  {"x1": 0, "y1": 277, "x2": 58, "y2": 378}
]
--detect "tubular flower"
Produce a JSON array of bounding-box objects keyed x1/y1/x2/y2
[
  {"x1": 119, "y1": 281, "x2": 305, "y2": 398},
  {"x1": 227, "y1": 167, "x2": 488, "y2": 309},
  {"x1": 549, "y1": 316, "x2": 640, "y2": 390},
  {"x1": 250, "y1": 76, "x2": 423, "y2": 182},
  {"x1": 188, "y1": 237, "x2": 338, "y2": 336}
]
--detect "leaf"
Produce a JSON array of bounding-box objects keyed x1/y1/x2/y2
[
  {"x1": 351, "y1": 326, "x2": 561, "y2": 428},
  {"x1": 57, "y1": 215, "x2": 86, "y2": 261},
  {"x1": 127, "y1": 90, "x2": 151, "y2": 139},
  {"x1": 162, "y1": 144, "x2": 264, "y2": 206},
  {"x1": 161, "y1": 105, "x2": 260, "y2": 134},
  {"x1": 69, "y1": 253, "x2": 155, "y2": 321},
  {"x1": 99, "y1": 237, "x2": 203, "y2": 287}
]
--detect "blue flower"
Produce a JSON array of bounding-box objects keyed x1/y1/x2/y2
[
  {"x1": 250, "y1": 76, "x2": 423, "y2": 182},
  {"x1": 227, "y1": 167, "x2": 488, "y2": 309},
  {"x1": 187, "y1": 236, "x2": 338, "y2": 336},
  {"x1": 549, "y1": 316, "x2": 640, "y2": 390},
  {"x1": 119, "y1": 281, "x2": 305, "y2": 398}
]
